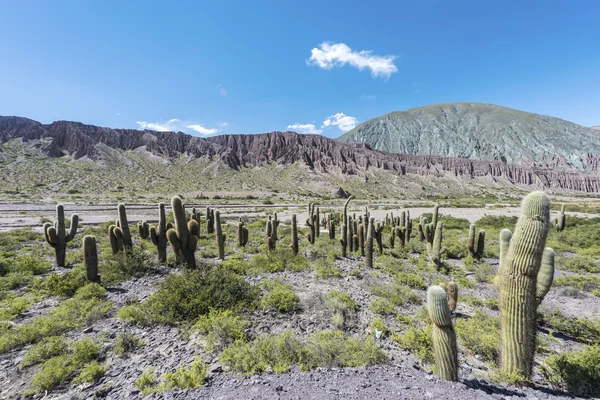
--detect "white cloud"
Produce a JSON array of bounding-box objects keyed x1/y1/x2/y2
[
  {"x1": 136, "y1": 118, "x2": 219, "y2": 136},
  {"x1": 218, "y1": 122, "x2": 229, "y2": 128},
  {"x1": 321, "y1": 113, "x2": 358, "y2": 132},
  {"x1": 287, "y1": 123, "x2": 322, "y2": 135},
  {"x1": 307, "y1": 42, "x2": 397, "y2": 79}
]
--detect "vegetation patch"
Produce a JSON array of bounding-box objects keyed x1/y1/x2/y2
[{"x1": 542, "y1": 345, "x2": 600, "y2": 397}]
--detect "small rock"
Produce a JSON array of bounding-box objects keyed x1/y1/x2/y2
[
  {"x1": 276, "y1": 385, "x2": 283, "y2": 392},
  {"x1": 83, "y1": 326, "x2": 94, "y2": 333}
]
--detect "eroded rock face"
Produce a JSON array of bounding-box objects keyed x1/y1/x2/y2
[{"x1": 2, "y1": 115, "x2": 600, "y2": 193}]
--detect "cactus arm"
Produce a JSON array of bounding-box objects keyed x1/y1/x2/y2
[
  {"x1": 536, "y1": 247, "x2": 555, "y2": 305},
  {"x1": 167, "y1": 228, "x2": 181, "y2": 252},
  {"x1": 66, "y1": 214, "x2": 79, "y2": 242},
  {"x1": 150, "y1": 226, "x2": 159, "y2": 246},
  {"x1": 43, "y1": 222, "x2": 58, "y2": 246}
]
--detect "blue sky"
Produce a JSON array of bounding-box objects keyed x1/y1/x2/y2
[{"x1": 1, "y1": 0, "x2": 599, "y2": 138}]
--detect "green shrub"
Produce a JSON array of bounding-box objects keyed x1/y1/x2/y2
[
  {"x1": 476, "y1": 215, "x2": 518, "y2": 230},
  {"x1": 370, "y1": 283, "x2": 421, "y2": 307},
  {"x1": 455, "y1": 310, "x2": 500, "y2": 363},
  {"x1": 555, "y1": 275, "x2": 600, "y2": 294},
  {"x1": 194, "y1": 309, "x2": 248, "y2": 351},
  {"x1": 542, "y1": 345, "x2": 600, "y2": 396},
  {"x1": 392, "y1": 325, "x2": 433, "y2": 362},
  {"x1": 121, "y1": 267, "x2": 259, "y2": 325},
  {"x1": 461, "y1": 295, "x2": 483, "y2": 307},
  {"x1": 72, "y1": 361, "x2": 106, "y2": 384},
  {"x1": 20, "y1": 336, "x2": 68, "y2": 367},
  {"x1": 325, "y1": 290, "x2": 358, "y2": 329},
  {"x1": 220, "y1": 329, "x2": 386, "y2": 375},
  {"x1": 0, "y1": 284, "x2": 111, "y2": 353},
  {"x1": 135, "y1": 369, "x2": 157, "y2": 395},
  {"x1": 158, "y1": 358, "x2": 208, "y2": 391},
  {"x1": 557, "y1": 255, "x2": 600, "y2": 274},
  {"x1": 369, "y1": 298, "x2": 397, "y2": 315},
  {"x1": 260, "y1": 280, "x2": 298, "y2": 313},
  {"x1": 483, "y1": 298, "x2": 499, "y2": 310},
  {"x1": 114, "y1": 332, "x2": 146, "y2": 357},
  {"x1": 370, "y1": 317, "x2": 387, "y2": 338},
  {"x1": 0, "y1": 294, "x2": 32, "y2": 321},
  {"x1": 313, "y1": 258, "x2": 341, "y2": 279},
  {"x1": 36, "y1": 266, "x2": 88, "y2": 297},
  {"x1": 99, "y1": 242, "x2": 155, "y2": 284},
  {"x1": 540, "y1": 310, "x2": 600, "y2": 344},
  {"x1": 474, "y1": 263, "x2": 497, "y2": 283}
]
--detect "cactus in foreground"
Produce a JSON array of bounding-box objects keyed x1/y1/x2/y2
[
  {"x1": 536, "y1": 247, "x2": 555, "y2": 306},
  {"x1": 442, "y1": 281, "x2": 458, "y2": 313},
  {"x1": 291, "y1": 214, "x2": 299, "y2": 255},
  {"x1": 215, "y1": 210, "x2": 226, "y2": 260},
  {"x1": 167, "y1": 196, "x2": 198, "y2": 268},
  {"x1": 365, "y1": 217, "x2": 374, "y2": 268},
  {"x1": 467, "y1": 224, "x2": 485, "y2": 259},
  {"x1": 428, "y1": 285, "x2": 459, "y2": 381},
  {"x1": 554, "y1": 204, "x2": 566, "y2": 232},
  {"x1": 43, "y1": 204, "x2": 79, "y2": 267},
  {"x1": 149, "y1": 203, "x2": 168, "y2": 262},
  {"x1": 500, "y1": 191, "x2": 551, "y2": 379},
  {"x1": 83, "y1": 235, "x2": 100, "y2": 283},
  {"x1": 427, "y1": 221, "x2": 446, "y2": 270},
  {"x1": 138, "y1": 221, "x2": 150, "y2": 240},
  {"x1": 494, "y1": 228, "x2": 513, "y2": 292}
]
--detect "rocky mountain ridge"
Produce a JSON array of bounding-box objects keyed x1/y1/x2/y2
[
  {"x1": 2, "y1": 115, "x2": 600, "y2": 194},
  {"x1": 338, "y1": 103, "x2": 600, "y2": 173}
]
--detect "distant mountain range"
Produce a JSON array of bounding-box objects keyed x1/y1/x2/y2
[
  {"x1": 2, "y1": 107, "x2": 600, "y2": 198},
  {"x1": 338, "y1": 103, "x2": 600, "y2": 173}
]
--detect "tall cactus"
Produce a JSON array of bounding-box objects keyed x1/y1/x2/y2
[
  {"x1": 83, "y1": 235, "x2": 100, "y2": 283},
  {"x1": 427, "y1": 221, "x2": 446, "y2": 270},
  {"x1": 500, "y1": 191, "x2": 551, "y2": 379},
  {"x1": 554, "y1": 204, "x2": 566, "y2": 232},
  {"x1": 149, "y1": 203, "x2": 168, "y2": 263},
  {"x1": 358, "y1": 223, "x2": 365, "y2": 256},
  {"x1": 365, "y1": 217, "x2": 374, "y2": 268},
  {"x1": 340, "y1": 223, "x2": 347, "y2": 257},
  {"x1": 138, "y1": 221, "x2": 150, "y2": 240},
  {"x1": 190, "y1": 207, "x2": 202, "y2": 224},
  {"x1": 466, "y1": 224, "x2": 485, "y2": 259},
  {"x1": 167, "y1": 196, "x2": 198, "y2": 268},
  {"x1": 428, "y1": 285, "x2": 459, "y2": 382},
  {"x1": 272, "y1": 213, "x2": 279, "y2": 241},
  {"x1": 419, "y1": 205, "x2": 439, "y2": 245},
  {"x1": 374, "y1": 221, "x2": 384, "y2": 255},
  {"x1": 327, "y1": 214, "x2": 335, "y2": 239},
  {"x1": 442, "y1": 281, "x2": 458, "y2": 313},
  {"x1": 291, "y1": 214, "x2": 299, "y2": 255},
  {"x1": 43, "y1": 204, "x2": 79, "y2": 267},
  {"x1": 343, "y1": 196, "x2": 353, "y2": 227},
  {"x1": 109, "y1": 203, "x2": 133, "y2": 252},
  {"x1": 238, "y1": 220, "x2": 248, "y2": 247},
  {"x1": 215, "y1": 210, "x2": 226, "y2": 260},
  {"x1": 206, "y1": 207, "x2": 215, "y2": 234},
  {"x1": 306, "y1": 203, "x2": 317, "y2": 244}
]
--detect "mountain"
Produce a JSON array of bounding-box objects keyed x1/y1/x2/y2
[
  {"x1": 593, "y1": 126, "x2": 600, "y2": 131},
  {"x1": 338, "y1": 103, "x2": 600, "y2": 173},
  {"x1": 2, "y1": 115, "x2": 600, "y2": 200}
]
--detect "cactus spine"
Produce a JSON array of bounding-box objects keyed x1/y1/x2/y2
[
  {"x1": 149, "y1": 203, "x2": 168, "y2": 263},
  {"x1": 215, "y1": 210, "x2": 226, "y2": 259},
  {"x1": 43, "y1": 204, "x2": 79, "y2": 267},
  {"x1": 499, "y1": 191, "x2": 551, "y2": 379},
  {"x1": 365, "y1": 217, "x2": 374, "y2": 268},
  {"x1": 138, "y1": 221, "x2": 150, "y2": 240},
  {"x1": 167, "y1": 196, "x2": 198, "y2": 268},
  {"x1": 554, "y1": 204, "x2": 566, "y2": 232},
  {"x1": 83, "y1": 235, "x2": 100, "y2": 283},
  {"x1": 467, "y1": 224, "x2": 485, "y2": 259},
  {"x1": 291, "y1": 214, "x2": 299, "y2": 255},
  {"x1": 428, "y1": 285, "x2": 459, "y2": 382}
]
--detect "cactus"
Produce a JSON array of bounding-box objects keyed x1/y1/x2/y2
[
  {"x1": 419, "y1": 205, "x2": 439, "y2": 245},
  {"x1": 365, "y1": 217, "x2": 374, "y2": 268},
  {"x1": 444, "y1": 281, "x2": 458, "y2": 313},
  {"x1": 358, "y1": 223, "x2": 365, "y2": 256},
  {"x1": 190, "y1": 207, "x2": 202, "y2": 224},
  {"x1": 167, "y1": 196, "x2": 198, "y2": 268},
  {"x1": 389, "y1": 227, "x2": 395, "y2": 248},
  {"x1": 108, "y1": 203, "x2": 133, "y2": 252},
  {"x1": 427, "y1": 221, "x2": 446, "y2": 270},
  {"x1": 149, "y1": 203, "x2": 168, "y2": 263},
  {"x1": 206, "y1": 207, "x2": 215, "y2": 234},
  {"x1": 467, "y1": 224, "x2": 485, "y2": 259},
  {"x1": 215, "y1": 210, "x2": 226, "y2": 260},
  {"x1": 499, "y1": 191, "x2": 551, "y2": 379},
  {"x1": 108, "y1": 225, "x2": 122, "y2": 254},
  {"x1": 374, "y1": 221, "x2": 383, "y2": 255},
  {"x1": 554, "y1": 204, "x2": 566, "y2": 232},
  {"x1": 327, "y1": 214, "x2": 335, "y2": 239},
  {"x1": 306, "y1": 203, "x2": 317, "y2": 244},
  {"x1": 428, "y1": 285, "x2": 459, "y2": 382},
  {"x1": 43, "y1": 204, "x2": 79, "y2": 267},
  {"x1": 396, "y1": 227, "x2": 405, "y2": 248},
  {"x1": 238, "y1": 220, "x2": 248, "y2": 247},
  {"x1": 83, "y1": 235, "x2": 100, "y2": 283},
  {"x1": 138, "y1": 221, "x2": 150, "y2": 240},
  {"x1": 343, "y1": 196, "x2": 354, "y2": 227},
  {"x1": 347, "y1": 218, "x2": 354, "y2": 253},
  {"x1": 291, "y1": 214, "x2": 299, "y2": 256},
  {"x1": 272, "y1": 213, "x2": 279, "y2": 241},
  {"x1": 315, "y1": 207, "x2": 320, "y2": 239},
  {"x1": 536, "y1": 247, "x2": 555, "y2": 306}
]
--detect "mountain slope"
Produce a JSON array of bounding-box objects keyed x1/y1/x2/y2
[
  {"x1": 338, "y1": 103, "x2": 600, "y2": 172},
  {"x1": 2, "y1": 115, "x2": 600, "y2": 200}
]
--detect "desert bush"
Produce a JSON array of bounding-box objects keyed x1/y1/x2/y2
[
  {"x1": 194, "y1": 309, "x2": 248, "y2": 351},
  {"x1": 555, "y1": 275, "x2": 600, "y2": 295},
  {"x1": 0, "y1": 284, "x2": 111, "y2": 353},
  {"x1": 540, "y1": 310, "x2": 600, "y2": 344},
  {"x1": 313, "y1": 258, "x2": 341, "y2": 279},
  {"x1": 392, "y1": 325, "x2": 433, "y2": 362},
  {"x1": 483, "y1": 298, "x2": 499, "y2": 310},
  {"x1": 542, "y1": 345, "x2": 600, "y2": 397},
  {"x1": 557, "y1": 255, "x2": 600, "y2": 274},
  {"x1": 0, "y1": 294, "x2": 32, "y2": 321},
  {"x1": 20, "y1": 336, "x2": 68, "y2": 367},
  {"x1": 260, "y1": 279, "x2": 298, "y2": 313},
  {"x1": 455, "y1": 310, "x2": 500, "y2": 363},
  {"x1": 114, "y1": 332, "x2": 146, "y2": 357},
  {"x1": 474, "y1": 263, "x2": 497, "y2": 283},
  {"x1": 370, "y1": 317, "x2": 387, "y2": 338},
  {"x1": 220, "y1": 329, "x2": 386, "y2": 375},
  {"x1": 370, "y1": 283, "x2": 421, "y2": 307},
  {"x1": 325, "y1": 290, "x2": 358, "y2": 329},
  {"x1": 72, "y1": 361, "x2": 106, "y2": 384},
  {"x1": 476, "y1": 215, "x2": 519, "y2": 230},
  {"x1": 35, "y1": 266, "x2": 88, "y2": 297}
]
